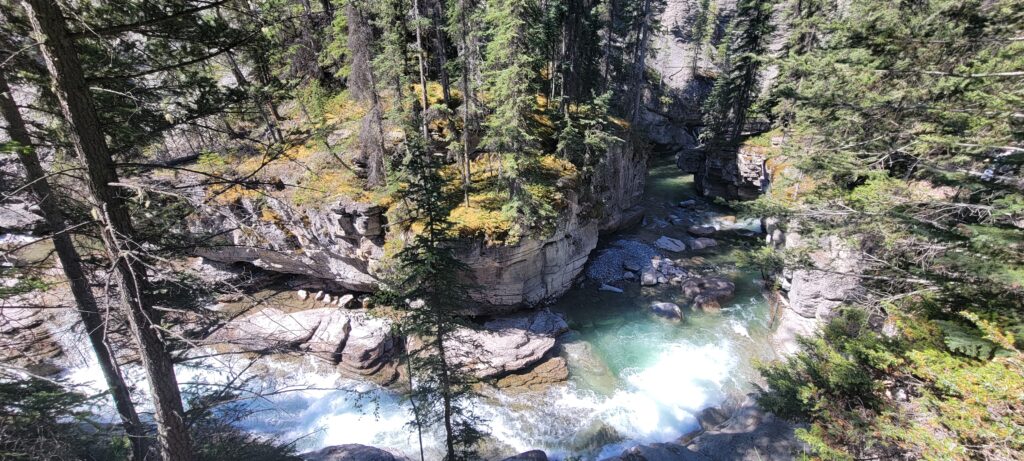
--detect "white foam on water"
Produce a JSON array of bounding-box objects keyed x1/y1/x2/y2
[{"x1": 59, "y1": 329, "x2": 746, "y2": 461}]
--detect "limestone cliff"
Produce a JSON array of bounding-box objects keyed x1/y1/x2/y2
[
  {"x1": 193, "y1": 140, "x2": 647, "y2": 308},
  {"x1": 766, "y1": 220, "x2": 863, "y2": 355}
]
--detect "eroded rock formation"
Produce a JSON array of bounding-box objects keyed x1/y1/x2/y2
[{"x1": 192, "y1": 141, "x2": 647, "y2": 309}]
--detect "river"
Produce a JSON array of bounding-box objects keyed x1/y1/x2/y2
[{"x1": 63, "y1": 155, "x2": 776, "y2": 460}]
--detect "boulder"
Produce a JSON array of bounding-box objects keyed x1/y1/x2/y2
[
  {"x1": 697, "y1": 407, "x2": 730, "y2": 430},
  {"x1": 448, "y1": 328, "x2": 557, "y2": 379},
  {"x1": 296, "y1": 290, "x2": 309, "y2": 300},
  {"x1": 570, "y1": 421, "x2": 625, "y2": 454},
  {"x1": 206, "y1": 308, "x2": 399, "y2": 384},
  {"x1": 680, "y1": 277, "x2": 735, "y2": 312},
  {"x1": 655, "y1": 236, "x2": 687, "y2": 252},
  {"x1": 484, "y1": 310, "x2": 569, "y2": 337},
  {"x1": 501, "y1": 450, "x2": 549, "y2": 461},
  {"x1": 650, "y1": 302, "x2": 683, "y2": 320},
  {"x1": 641, "y1": 268, "x2": 659, "y2": 286},
  {"x1": 302, "y1": 444, "x2": 409, "y2": 461},
  {"x1": 494, "y1": 356, "x2": 569, "y2": 390},
  {"x1": 688, "y1": 238, "x2": 718, "y2": 250},
  {"x1": 336, "y1": 293, "x2": 357, "y2": 309},
  {"x1": 687, "y1": 226, "x2": 716, "y2": 237},
  {"x1": 0, "y1": 198, "x2": 45, "y2": 234}
]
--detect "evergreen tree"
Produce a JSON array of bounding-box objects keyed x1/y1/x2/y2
[
  {"x1": 689, "y1": 0, "x2": 717, "y2": 76},
  {"x1": 754, "y1": 0, "x2": 1024, "y2": 458},
  {"x1": 481, "y1": 0, "x2": 547, "y2": 234},
  {"x1": 386, "y1": 113, "x2": 484, "y2": 461},
  {"x1": 446, "y1": 0, "x2": 483, "y2": 203},
  {"x1": 20, "y1": 0, "x2": 195, "y2": 457},
  {"x1": 0, "y1": 71, "x2": 150, "y2": 461},
  {"x1": 700, "y1": 0, "x2": 775, "y2": 150}
]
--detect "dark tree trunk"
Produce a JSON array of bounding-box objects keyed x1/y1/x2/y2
[
  {"x1": 629, "y1": 0, "x2": 653, "y2": 125},
  {"x1": 429, "y1": 0, "x2": 452, "y2": 106},
  {"x1": 0, "y1": 72, "x2": 149, "y2": 461},
  {"x1": 413, "y1": 0, "x2": 431, "y2": 137},
  {"x1": 20, "y1": 1, "x2": 194, "y2": 459}
]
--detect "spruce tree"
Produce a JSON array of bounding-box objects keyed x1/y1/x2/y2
[
  {"x1": 20, "y1": 0, "x2": 196, "y2": 458},
  {"x1": 481, "y1": 0, "x2": 546, "y2": 234},
  {"x1": 701, "y1": 0, "x2": 775, "y2": 150},
  {"x1": 387, "y1": 110, "x2": 484, "y2": 461}
]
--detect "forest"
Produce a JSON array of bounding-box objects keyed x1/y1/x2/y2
[{"x1": 0, "y1": 0, "x2": 1021, "y2": 460}]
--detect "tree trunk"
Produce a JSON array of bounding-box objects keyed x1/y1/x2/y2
[
  {"x1": 429, "y1": 0, "x2": 452, "y2": 106},
  {"x1": 629, "y1": 0, "x2": 652, "y2": 125},
  {"x1": 21, "y1": 1, "x2": 194, "y2": 459},
  {"x1": 413, "y1": 0, "x2": 431, "y2": 138},
  {"x1": 0, "y1": 72, "x2": 150, "y2": 461},
  {"x1": 459, "y1": 0, "x2": 473, "y2": 204}
]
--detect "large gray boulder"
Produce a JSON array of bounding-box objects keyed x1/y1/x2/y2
[
  {"x1": 302, "y1": 444, "x2": 409, "y2": 461},
  {"x1": 650, "y1": 302, "x2": 683, "y2": 320},
  {"x1": 501, "y1": 450, "x2": 549, "y2": 461},
  {"x1": 0, "y1": 198, "x2": 44, "y2": 234},
  {"x1": 206, "y1": 308, "x2": 399, "y2": 384},
  {"x1": 655, "y1": 236, "x2": 688, "y2": 252},
  {"x1": 680, "y1": 276, "x2": 736, "y2": 311},
  {"x1": 774, "y1": 233, "x2": 862, "y2": 355},
  {"x1": 448, "y1": 327, "x2": 557, "y2": 379}
]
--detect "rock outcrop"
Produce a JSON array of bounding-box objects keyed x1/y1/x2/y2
[
  {"x1": 771, "y1": 227, "x2": 863, "y2": 355},
  {"x1": 206, "y1": 307, "x2": 401, "y2": 384},
  {"x1": 195, "y1": 200, "x2": 385, "y2": 292},
  {"x1": 455, "y1": 221, "x2": 599, "y2": 307},
  {"x1": 448, "y1": 327, "x2": 557, "y2": 380},
  {"x1": 0, "y1": 197, "x2": 44, "y2": 234},
  {"x1": 193, "y1": 141, "x2": 646, "y2": 309},
  {"x1": 302, "y1": 444, "x2": 410, "y2": 461},
  {"x1": 678, "y1": 146, "x2": 770, "y2": 201},
  {"x1": 601, "y1": 400, "x2": 808, "y2": 461}
]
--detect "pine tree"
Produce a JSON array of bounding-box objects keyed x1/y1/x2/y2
[
  {"x1": 0, "y1": 71, "x2": 149, "y2": 461},
  {"x1": 481, "y1": 0, "x2": 546, "y2": 233},
  {"x1": 386, "y1": 111, "x2": 484, "y2": 461},
  {"x1": 701, "y1": 0, "x2": 775, "y2": 149},
  {"x1": 20, "y1": 1, "x2": 194, "y2": 458},
  {"x1": 689, "y1": 0, "x2": 717, "y2": 76},
  {"x1": 755, "y1": 0, "x2": 1024, "y2": 458}
]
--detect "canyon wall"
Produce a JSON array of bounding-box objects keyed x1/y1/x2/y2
[{"x1": 195, "y1": 140, "x2": 648, "y2": 308}]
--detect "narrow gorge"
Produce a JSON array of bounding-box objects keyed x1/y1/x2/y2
[{"x1": 2, "y1": 0, "x2": 1021, "y2": 460}]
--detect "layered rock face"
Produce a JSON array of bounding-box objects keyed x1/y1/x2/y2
[
  {"x1": 455, "y1": 140, "x2": 648, "y2": 306},
  {"x1": 642, "y1": 0, "x2": 739, "y2": 146},
  {"x1": 646, "y1": 0, "x2": 788, "y2": 201},
  {"x1": 194, "y1": 141, "x2": 646, "y2": 309},
  {"x1": 195, "y1": 200, "x2": 385, "y2": 292},
  {"x1": 769, "y1": 225, "x2": 863, "y2": 355},
  {"x1": 206, "y1": 307, "x2": 401, "y2": 384},
  {"x1": 686, "y1": 146, "x2": 770, "y2": 201}
]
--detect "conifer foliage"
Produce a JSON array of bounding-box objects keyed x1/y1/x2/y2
[{"x1": 755, "y1": 0, "x2": 1024, "y2": 459}]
